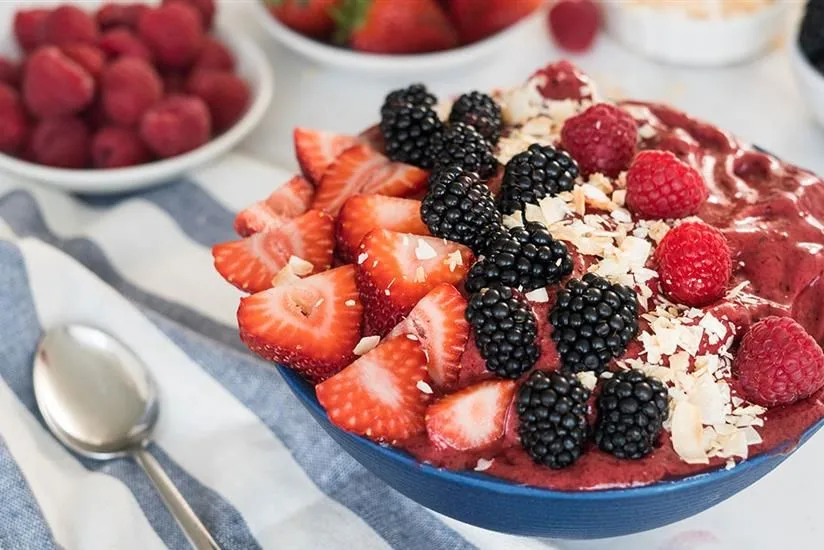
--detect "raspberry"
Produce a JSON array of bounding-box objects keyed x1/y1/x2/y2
[
  {"x1": 101, "y1": 57, "x2": 163, "y2": 127},
  {"x1": 42, "y1": 6, "x2": 99, "y2": 46},
  {"x1": 91, "y1": 126, "x2": 150, "y2": 168},
  {"x1": 83, "y1": 99, "x2": 109, "y2": 131},
  {"x1": 0, "y1": 84, "x2": 30, "y2": 155},
  {"x1": 14, "y1": 9, "x2": 49, "y2": 51},
  {"x1": 655, "y1": 221, "x2": 731, "y2": 307},
  {"x1": 192, "y1": 36, "x2": 235, "y2": 73},
  {"x1": 137, "y1": 3, "x2": 205, "y2": 69},
  {"x1": 96, "y1": 3, "x2": 148, "y2": 30},
  {"x1": 560, "y1": 103, "x2": 637, "y2": 177},
  {"x1": 60, "y1": 44, "x2": 106, "y2": 78},
  {"x1": 0, "y1": 57, "x2": 20, "y2": 87},
  {"x1": 530, "y1": 61, "x2": 593, "y2": 101},
  {"x1": 98, "y1": 29, "x2": 153, "y2": 61},
  {"x1": 548, "y1": 0, "x2": 601, "y2": 53},
  {"x1": 185, "y1": 71, "x2": 250, "y2": 132},
  {"x1": 735, "y1": 317, "x2": 824, "y2": 407},
  {"x1": 23, "y1": 47, "x2": 95, "y2": 118},
  {"x1": 31, "y1": 117, "x2": 91, "y2": 168},
  {"x1": 140, "y1": 95, "x2": 211, "y2": 158},
  {"x1": 626, "y1": 150, "x2": 708, "y2": 220},
  {"x1": 162, "y1": 72, "x2": 188, "y2": 94},
  {"x1": 163, "y1": 0, "x2": 216, "y2": 29}
]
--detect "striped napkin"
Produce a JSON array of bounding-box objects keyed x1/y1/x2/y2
[{"x1": 0, "y1": 152, "x2": 819, "y2": 550}]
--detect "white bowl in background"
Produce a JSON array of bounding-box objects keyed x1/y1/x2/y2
[
  {"x1": 0, "y1": 21, "x2": 274, "y2": 195},
  {"x1": 604, "y1": 2, "x2": 789, "y2": 67},
  {"x1": 253, "y1": 0, "x2": 544, "y2": 76},
  {"x1": 790, "y1": 36, "x2": 824, "y2": 128}
]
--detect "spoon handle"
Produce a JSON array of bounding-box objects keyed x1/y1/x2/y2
[{"x1": 134, "y1": 449, "x2": 221, "y2": 550}]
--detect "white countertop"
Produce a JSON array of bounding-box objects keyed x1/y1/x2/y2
[{"x1": 225, "y1": 2, "x2": 823, "y2": 549}]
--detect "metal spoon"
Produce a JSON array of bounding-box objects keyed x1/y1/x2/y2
[{"x1": 33, "y1": 324, "x2": 221, "y2": 550}]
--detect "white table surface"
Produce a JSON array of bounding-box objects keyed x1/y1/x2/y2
[{"x1": 221, "y1": 2, "x2": 823, "y2": 549}]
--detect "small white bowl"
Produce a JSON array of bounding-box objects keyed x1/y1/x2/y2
[
  {"x1": 604, "y1": 2, "x2": 789, "y2": 67},
  {"x1": 253, "y1": 0, "x2": 542, "y2": 75},
  {"x1": 790, "y1": 36, "x2": 824, "y2": 128},
  {"x1": 0, "y1": 29, "x2": 274, "y2": 195}
]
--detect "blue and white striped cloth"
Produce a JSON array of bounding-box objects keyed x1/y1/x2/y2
[{"x1": 0, "y1": 152, "x2": 820, "y2": 550}]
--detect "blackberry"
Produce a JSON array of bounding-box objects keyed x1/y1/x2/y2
[
  {"x1": 380, "y1": 103, "x2": 444, "y2": 169},
  {"x1": 466, "y1": 222, "x2": 573, "y2": 293},
  {"x1": 381, "y1": 83, "x2": 437, "y2": 114},
  {"x1": 448, "y1": 91, "x2": 503, "y2": 145},
  {"x1": 595, "y1": 369, "x2": 669, "y2": 459},
  {"x1": 499, "y1": 144, "x2": 579, "y2": 214},
  {"x1": 429, "y1": 122, "x2": 498, "y2": 180},
  {"x1": 420, "y1": 166, "x2": 502, "y2": 253},
  {"x1": 549, "y1": 273, "x2": 639, "y2": 374},
  {"x1": 517, "y1": 370, "x2": 591, "y2": 469},
  {"x1": 800, "y1": 1, "x2": 824, "y2": 65},
  {"x1": 465, "y1": 284, "x2": 540, "y2": 379}
]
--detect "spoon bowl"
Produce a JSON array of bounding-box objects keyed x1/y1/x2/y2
[
  {"x1": 33, "y1": 323, "x2": 220, "y2": 550},
  {"x1": 34, "y1": 325, "x2": 158, "y2": 459}
]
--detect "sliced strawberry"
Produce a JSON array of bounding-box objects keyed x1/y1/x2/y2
[
  {"x1": 294, "y1": 127, "x2": 362, "y2": 184},
  {"x1": 316, "y1": 334, "x2": 431, "y2": 443},
  {"x1": 358, "y1": 124, "x2": 385, "y2": 153},
  {"x1": 336, "y1": 194, "x2": 429, "y2": 262},
  {"x1": 238, "y1": 265, "x2": 364, "y2": 383},
  {"x1": 234, "y1": 175, "x2": 314, "y2": 237},
  {"x1": 312, "y1": 144, "x2": 429, "y2": 216},
  {"x1": 213, "y1": 210, "x2": 335, "y2": 293},
  {"x1": 356, "y1": 229, "x2": 474, "y2": 336},
  {"x1": 425, "y1": 380, "x2": 517, "y2": 451},
  {"x1": 389, "y1": 284, "x2": 468, "y2": 390}
]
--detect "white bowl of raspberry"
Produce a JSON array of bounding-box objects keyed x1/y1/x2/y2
[{"x1": 0, "y1": 1, "x2": 273, "y2": 195}]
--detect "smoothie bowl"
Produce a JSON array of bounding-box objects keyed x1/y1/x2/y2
[{"x1": 211, "y1": 61, "x2": 824, "y2": 538}]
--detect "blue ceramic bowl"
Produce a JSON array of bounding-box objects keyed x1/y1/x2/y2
[{"x1": 278, "y1": 364, "x2": 824, "y2": 539}]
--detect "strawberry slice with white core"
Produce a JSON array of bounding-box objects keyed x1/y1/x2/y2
[
  {"x1": 389, "y1": 283, "x2": 468, "y2": 390},
  {"x1": 316, "y1": 334, "x2": 431, "y2": 443},
  {"x1": 356, "y1": 229, "x2": 474, "y2": 336},
  {"x1": 213, "y1": 209, "x2": 335, "y2": 293},
  {"x1": 312, "y1": 145, "x2": 428, "y2": 216},
  {"x1": 425, "y1": 380, "x2": 517, "y2": 451},
  {"x1": 294, "y1": 127, "x2": 362, "y2": 184},
  {"x1": 238, "y1": 265, "x2": 364, "y2": 383},
  {"x1": 336, "y1": 194, "x2": 429, "y2": 262},
  {"x1": 234, "y1": 175, "x2": 314, "y2": 237}
]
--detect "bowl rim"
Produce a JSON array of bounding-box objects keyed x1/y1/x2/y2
[
  {"x1": 0, "y1": 27, "x2": 275, "y2": 195},
  {"x1": 278, "y1": 363, "x2": 824, "y2": 499},
  {"x1": 253, "y1": 0, "x2": 543, "y2": 73}
]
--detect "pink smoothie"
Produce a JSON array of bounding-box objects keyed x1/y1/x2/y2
[{"x1": 398, "y1": 99, "x2": 824, "y2": 491}]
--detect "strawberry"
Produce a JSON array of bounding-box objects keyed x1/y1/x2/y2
[
  {"x1": 294, "y1": 127, "x2": 362, "y2": 184},
  {"x1": 239, "y1": 265, "x2": 364, "y2": 383},
  {"x1": 336, "y1": 194, "x2": 429, "y2": 262},
  {"x1": 356, "y1": 229, "x2": 474, "y2": 336},
  {"x1": 312, "y1": 144, "x2": 428, "y2": 216},
  {"x1": 448, "y1": 0, "x2": 542, "y2": 44},
  {"x1": 333, "y1": 0, "x2": 458, "y2": 54},
  {"x1": 266, "y1": 0, "x2": 341, "y2": 38},
  {"x1": 234, "y1": 175, "x2": 314, "y2": 237},
  {"x1": 213, "y1": 210, "x2": 335, "y2": 293},
  {"x1": 389, "y1": 284, "x2": 468, "y2": 390},
  {"x1": 425, "y1": 380, "x2": 516, "y2": 451},
  {"x1": 316, "y1": 334, "x2": 431, "y2": 442}
]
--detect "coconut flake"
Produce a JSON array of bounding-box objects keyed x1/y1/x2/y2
[
  {"x1": 576, "y1": 371, "x2": 598, "y2": 391},
  {"x1": 357, "y1": 253, "x2": 369, "y2": 265},
  {"x1": 447, "y1": 250, "x2": 464, "y2": 272},
  {"x1": 524, "y1": 287, "x2": 549, "y2": 303},
  {"x1": 415, "y1": 239, "x2": 437, "y2": 260},
  {"x1": 345, "y1": 299, "x2": 357, "y2": 307},
  {"x1": 353, "y1": 336, "x2": 380, "y2": 356},
  {"x1": 671, "y1": 401, "x2": 709, "y2": 464},
  {"x1": 474, "y1": 458, "x2": 494, "y2": 472},
  {"x1": 416, "y1": 380, "x2": 434, "y2": 394},
  {"x1": 271, "y1": 264, "x2": 303, "y2": 287},
  {"x1": 288, "y1": 256, "x2": 314, "y2": 276}
]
